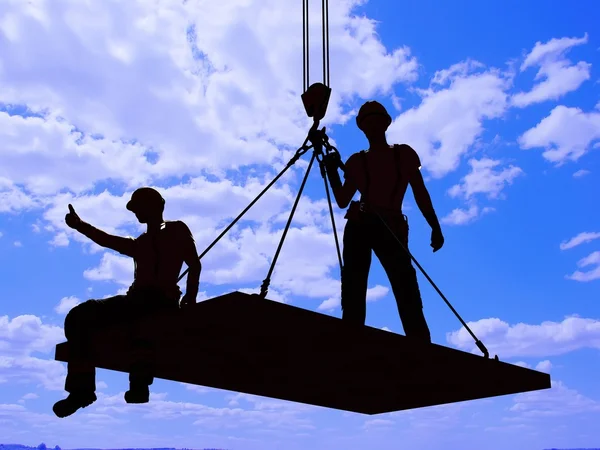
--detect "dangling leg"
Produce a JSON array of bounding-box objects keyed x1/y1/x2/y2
[
  {"x1": 125, "y1": 317, "x2": 153, "y2": 404},
  {"x1": 373, "y1": 216, "x2": 431, "y2": 343},
  {"x1": 54, "y1": 295, "x2": 127, "y2": 418},
  {"x1": 125, "y1": 291, "x2": 179, "y2": 404},
  {"x1": 341, "y1": 219, "x2": 372, "y2": 325}
]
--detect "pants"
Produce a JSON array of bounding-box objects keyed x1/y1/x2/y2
[
  {"x1": 341, "y1": 213, "x2": 431, "y2": 342},
  {"x1": 63, "y1": 289, "x2": 179, "y2": 393}
]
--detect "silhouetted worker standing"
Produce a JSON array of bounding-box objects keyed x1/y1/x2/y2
[
  {"x1": 322, "y1": 101, "x2": 444, "y2": 342},
  {"x1": 53, "y1": 187, "x2": 201, "y2": 418}
]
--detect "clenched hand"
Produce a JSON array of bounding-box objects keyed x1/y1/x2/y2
[
  {"x1": 65, "y1": 204, "x2": 82, "y2": 230},
  {"x1": 431, "y1": 227, "x2": 444, "y2": 253}
]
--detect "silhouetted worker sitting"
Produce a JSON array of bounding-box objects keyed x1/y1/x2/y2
[
  {"x1": 53, "y1": 187, "x2": 201, "y2": 418},
  {"x1": 322, "y1": 101, "x2": 444, "y2": 342}
]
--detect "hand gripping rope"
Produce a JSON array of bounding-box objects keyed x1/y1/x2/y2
[{"x1": 177, "y1": 0, "x2": 497, "y2": 361}]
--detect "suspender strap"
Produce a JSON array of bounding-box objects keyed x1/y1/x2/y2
[
  {"x1": 360, "y1": 150, "x2": 369, "y2": 202},
  {"x1": 390, "y1": 144, "x2": 402, "y2": 204}
]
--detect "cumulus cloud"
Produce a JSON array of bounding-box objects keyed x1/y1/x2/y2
[
  {"x1": 447, "y1": 158, "x2": 523, "y2": 200},
  {"x1": 510, "y1": 380, "x2": 600, "y2": 417},
  {"x1": 447, "y1": 316, "x2": 600, "y2": 358},
  {"x1": 535, "y1": 360, "x2": 552, "y2": 373},
  {"x1": 54, "y1": 296, "x2": 81, "y2": 314},
  {"x1": 389, "y1": 60, "x2": 512, "y2": 178},
  {"x1": 512, "y1": 34, "x2": 591, "y2": 108},
  {"x1": 518, "y1": 105, "x2": 600, "y2": 164},
  {"x1": 441, "y1": 204, "x2": 495, "y2": 226},
  {"x1": 0, "y1": 315, "x2": 66, "y2": 390},
  {"x1": 441, "y1": 158, "x2": 522, "y2": 225},
  {"x1": 0, "y1": 0, "x2": 419, "y2": 192},
  {"x1": 317, "y1": 284, "x2": 389, "y2": 311}
]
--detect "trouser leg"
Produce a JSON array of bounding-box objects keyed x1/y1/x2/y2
[
  {"x1": 126, "y1": 291, "x2": 179, "y2": 388},
  {"x1": 128, "y1": 324, "x2": 155, "y2": 387},
  {"x1": 341, "y1": 219, "x2": 372, "y2": 325},
  {"x1": 63, "y1": 295, "x2": 128, "y2": 393},
  {"x1": 372, "y1": 215, "x2": 431, "y2": 343}
]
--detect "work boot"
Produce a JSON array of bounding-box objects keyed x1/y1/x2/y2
[
  {"x1": 53, "y1": 391, "x2": 97, "y2": 418},
  {"x1": 124, "y1": 383, "x2": 149, "y2": 404}
]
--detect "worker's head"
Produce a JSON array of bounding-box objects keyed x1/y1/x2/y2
[
  {"x1": 356, "y1": 101, "x2": 392, "y2": 138},
  {"x1": 126, "y1": 187, "x2": 165, "y2": 224}
]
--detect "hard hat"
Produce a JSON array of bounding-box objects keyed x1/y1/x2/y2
[
  {"x1": 126, "y1": 187, "x2": 165, "y2": 212},
  {"x1": 356, "y1": 101, "x2": 392, "y2": 131}
]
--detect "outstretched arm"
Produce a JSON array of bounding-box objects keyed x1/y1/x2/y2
[
  {"x1": 179, "y1": 222, "x2": 201, "y2": 300},
  {"x1": 77, "y1": 222, "x2": 136, "y2": 257}
]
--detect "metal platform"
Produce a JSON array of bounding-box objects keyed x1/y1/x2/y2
[{"x1": 55, "y1": 291, "x2": 551, "y2": 415}]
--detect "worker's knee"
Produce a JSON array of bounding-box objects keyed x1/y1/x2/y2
[{"x1": 64, "y1": 300, "x2": 97, "y2": 335}]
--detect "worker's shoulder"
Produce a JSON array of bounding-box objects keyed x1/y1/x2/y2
[
  {"x1": 394, "y1": 144, "x2": 420, "y2": 164},
  {"x1": 394, "y1": 143, "x2": 417, "y2": 155},
  {"x1": 166, "y1": 220, "x2": 193, "y2": 235},
  {"x1": 346, "y1": 151, "x2": 364, "y2": 165}
]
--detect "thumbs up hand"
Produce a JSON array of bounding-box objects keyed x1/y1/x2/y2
[{"x1": 65, "y1": 204, "x2": 82, "y2": 230}]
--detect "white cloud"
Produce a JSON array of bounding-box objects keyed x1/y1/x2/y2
[
  {"x1": 509, "y1": 380, "x2": 600, "y2": 417},
  {"x1": 83, "y1": 252, "x2": 135, "y2": 286},
  {"x1": 576, "y1": 250, "x2": 600, "y2": 267},
  {"x1": 0, "y1": 0, "x2": 419, "y2": 193},
  {"x1": 389, "y1": 62, "x2": 512, "y2": 178},
  {"x1": 13, "y1": 240, "x2": 22, "y2": 247},
  {"x1": 95, "y1": 390, "x2": 316, "y2": 433},
  {"x1": 512, "y1": 34, "x2": 591, "y2": 108},
  {"x1": 185, "y1": 384, "x2": 210, "y2": 395},
  {"x1": 535, "y1": 360, "x2": 552, "y2": 373},
  {"x1": 447, "y1": 315, "x2": 600, "y2": 358},
  {"x1": 54, "y1": 296, "x2": 81, "y2": 314},
  {"x1": 448, "y1": 158, "x2": 523, "y2": 200},
  {"x1": 518, "y1": 105, "x2": 600, "y2": 164},
  {"x1": 362, "y1": 418, "x2": 395, "y2": 430},
  {"x1": 440, "y1": 204, "x2": 495, "y2": 226},
  {"x1": 573, "y1": 169, "x2": 590, "y2": 178},
  {"x1": 566, "y1": 250, "x2": 600, "y2": 282},
  {"x1": 0, "y1": 315, "x2": 66, "y2": 390},
  {"x1": 317, "y1": 284, "x2": 389, "y2": 311},
  {"x1": 21, "y1": 393, "x2": 39, "y2": 400},
  {"x1": 560, "y1": 231, "x2": 600, "y2": 250},
  {"x1": 0, "y1": 176, "x2": 41, "y2": 213}
]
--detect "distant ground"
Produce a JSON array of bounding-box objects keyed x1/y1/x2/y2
[{"x1": 3, "y1": 444, "x2": 599, "y2": 450}]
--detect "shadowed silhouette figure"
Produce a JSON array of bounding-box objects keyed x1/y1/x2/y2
[
  {"x1": 53, "y1": 187, "x2": 200, "y2": 418},
  {"x1": 319, "y1": 101, "x2": 442, "y2": 338}
]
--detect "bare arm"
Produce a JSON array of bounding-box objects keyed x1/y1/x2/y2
[
  {"x1": 77, "y1": 222, "x2": 136, "y2": 256},
  {"x1": 410, "y1": 169, "x2": 441, "y2": 230},
  {"x1": 179, "y1": 222, "x2": 201, "y2": 299},
  {"x1": 332, "y1": 179, "x2": 358, "y2": 209},
  {"x1": 327, "y1": 154, "x2": 358, "y2": 209}
]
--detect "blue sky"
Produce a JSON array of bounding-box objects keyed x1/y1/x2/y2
[{"x1": 0, "y1": 0, "x2": 599, "y2": 449}]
